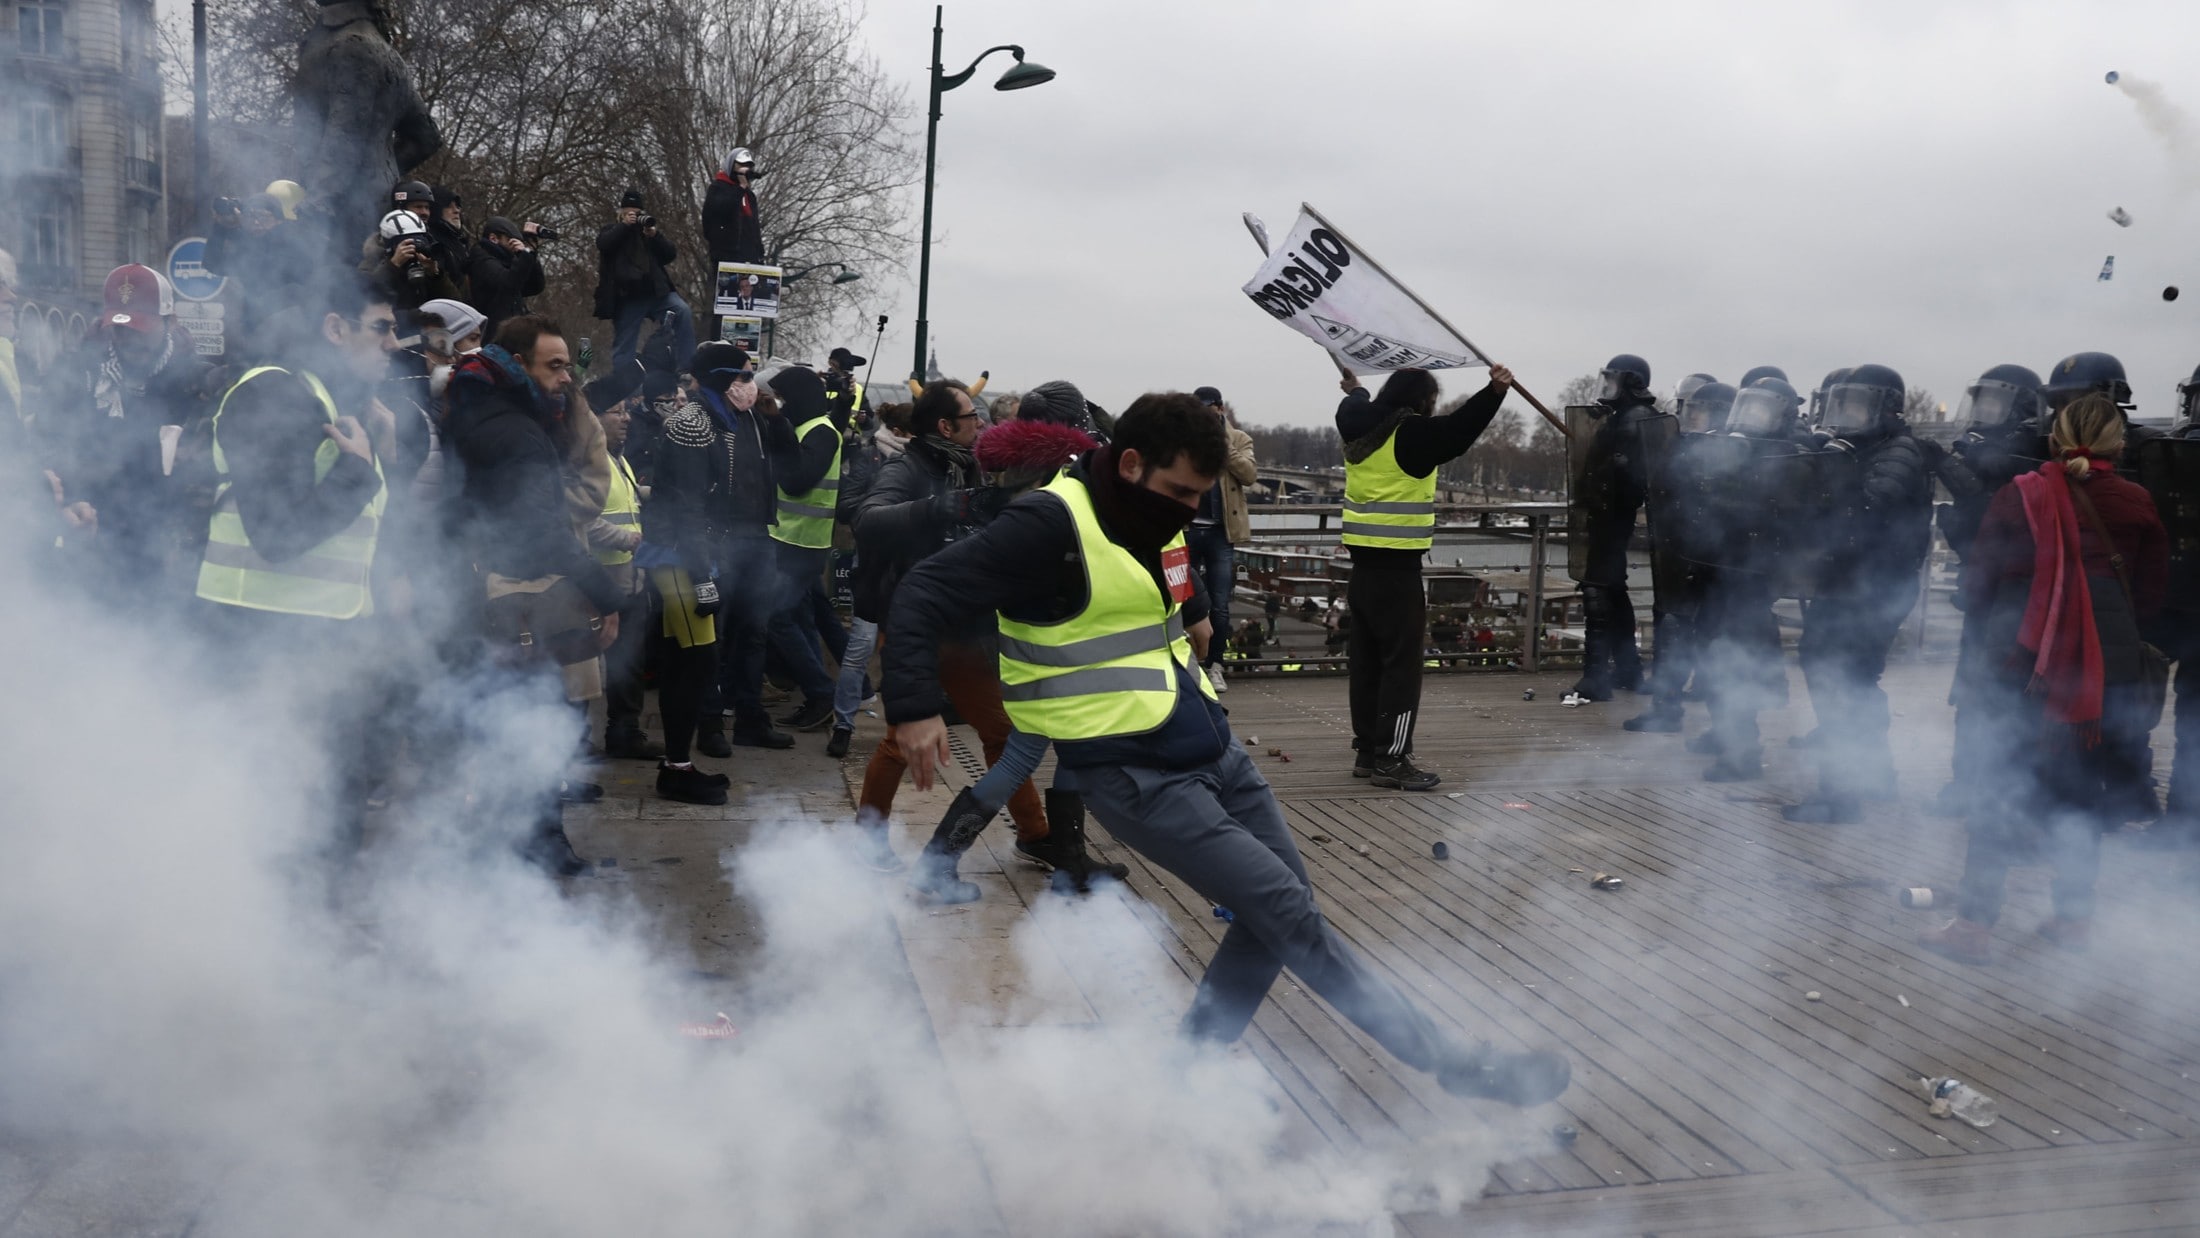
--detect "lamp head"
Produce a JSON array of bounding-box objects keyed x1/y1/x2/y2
[
  {"x1": 831, "y1": 270, "x2": 863, "y2": 285},
  {"x1": 995, "y1": 53, "x2": 1055, "y2": 90}
]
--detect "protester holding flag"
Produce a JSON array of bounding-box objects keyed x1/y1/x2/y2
[{"x1": 1335, "y1": 365, "x2": 1513, "y2": 790}]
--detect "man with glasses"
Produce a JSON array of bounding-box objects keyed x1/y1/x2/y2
[{"x1": 193, "y1": 274, "x2": 398, "y2": 872}]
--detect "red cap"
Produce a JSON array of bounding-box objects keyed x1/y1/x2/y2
[{"x1": 102, "y1": 264, "x2": 174, "y2": 334}]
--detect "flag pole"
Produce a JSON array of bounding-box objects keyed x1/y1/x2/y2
[{"x1": 1299, "y1": 203, "x2": 1569, "y2": 438}]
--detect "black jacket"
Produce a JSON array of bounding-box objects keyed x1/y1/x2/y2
[
  {"x1": 1830, "y1": 427, "x2": 1935, "y2": 592},
  {"x1": 444, "y1": 348, "x2": 622, "y2": 611},
  {"x1": 1335, "y1": 380, "x2": 1508, "y2": 569},
  {"x1": 643, "y1": 390, "x2": 798, "y2": 575},
  {"x1": 702, "y1": 174, "x2": 764, "y2": 264},
  {"x1": 766, "y1": 366, "x2": 838, "y2": 496},
  {"x1": 851, "y1": 432, "x2": 978, "y2": 624},
  {"x1": 882, "y1": 457, "x2": 1224, "y2": 772},
  {"x1": 593, "y1": 219, "x2": 677, "y2": 315},
  {"x1": 466, "y1": 242, "x2": 546, "y2": 337},
  {"x1": 44, "y1": 329, "x2": 218, "y2": 549}
]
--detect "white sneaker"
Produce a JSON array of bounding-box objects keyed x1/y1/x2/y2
[
  {"x1": 1561, "y1": 692, "x2": 1588, "y2": 708},
  {"x1": 1207, "y1": 664, "x2": 1229, "y2": 694}
]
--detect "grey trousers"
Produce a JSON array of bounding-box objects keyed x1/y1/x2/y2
[{"x1": 1069, "y1": 743, "x2": 1461, "y2": 1073}]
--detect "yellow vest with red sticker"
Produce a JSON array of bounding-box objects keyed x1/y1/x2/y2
[{"x1": 996, "y1": 472, "x2": 1217, "y2": 740}]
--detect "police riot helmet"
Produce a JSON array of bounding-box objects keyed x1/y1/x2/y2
[
  {"x1": 1819, "y1": 363, "x2": 1905, "y2": 438},
  {"x1": 1955, "y1": 364, "x2": 2044, "y2": 434},
  {"x1": 2177, "y1": 361, "x2": 2200, "y2": 425},
  {"x1": 2043, "y1": 351, "x2": 2132, "y2": 411},
  {"x1": 1673, "y1": 372, "x2": 1716, "y2": 406},
  {"x1": 1679, "y1": 380, "x2": 1737, "y2": 435},
  {"x1": 1598, "y1": 353, "x2": 1652, "y2": 405},
  {"x1": 1727, "y1": 378, "x2": 1803, "y2": 439},
  {"x1": 1738, "y1": 364, "x2": 1788, "y2": 390},
  {"x1": 1809, "y1": 368, "x2": 1851, "y2": 427}
]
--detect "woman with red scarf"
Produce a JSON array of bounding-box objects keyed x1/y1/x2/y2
[{"x1": 1922, "y1": 396, "x2": 2167, "y2": 964}]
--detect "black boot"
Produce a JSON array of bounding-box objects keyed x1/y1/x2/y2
[
  {"x1": 1016, "y1": 789, "x2": 1129, "y2": 892},
  {"x1": 516, "y1": 820, "x2": 587, "y2": 877},
  {"x1": 908, "y1": 788, "x2": 993, "y2": 905},
  {"x1": 695, "y1": 722, "x2": 733, "y2": 759}
]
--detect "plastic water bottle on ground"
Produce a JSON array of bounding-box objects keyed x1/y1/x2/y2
[{"x1": 1919, "y1": 1076, "x2": 1998, "y2": 1128}]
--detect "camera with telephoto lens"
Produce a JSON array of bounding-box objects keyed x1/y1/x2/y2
[
  {"x1": 692, "y1": 578, "x2": 721, "y2": 615},
  {"x1": 529, "y1": 224, "x2": 559, "y2": 242},
  {"x1": 639, "y1": 214, "x2": 656, "y2": 230}
]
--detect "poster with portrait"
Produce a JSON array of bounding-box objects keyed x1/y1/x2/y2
[
  {"x1": 715, "y1": 262, "x2": 782, "y2": 319},
  {"x1": 718, "y1": 314, "x2": 764, "y2": 354}
]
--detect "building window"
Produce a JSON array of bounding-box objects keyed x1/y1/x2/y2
[
  {"x1": 17, "y1": 3, "x2": 66, "y2": 57},
  {"x1": 30, "y1": 206, "x2": 71, "y2": 271},
  {"x1": 19, "y1": 100, "x2": 68, "y2": 170}
]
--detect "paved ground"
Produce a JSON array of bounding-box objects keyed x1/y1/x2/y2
[{"x1": 6, "y1": 649, "x2": 2196, "y2": 1235}]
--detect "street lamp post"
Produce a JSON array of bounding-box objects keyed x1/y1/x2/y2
[{"x1": 912, "y1": 4, "x2": 1054, "y2": 380}]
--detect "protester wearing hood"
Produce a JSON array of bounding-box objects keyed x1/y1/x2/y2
[
  {"x1": 703, "y1": 147, "x2": 766, "y2": 266},
  {"x1": 652, "y1": 340, "x2": 802, "y2": 755},
  {"x1": 762, "y1": 364, "x2": 851, "y2": 732},
  {"x1": 851, "y1": 380, "x2": 1071, "y2": 873},
  {"x1": 595, "y1": 188, "x2": 696, "y2": 377},
  {"x1": 46, "y1": 265, "x2": 217, "y2": 599},
  {"x1": 1334, "y1": 363, "x2": 1515, "y2": 791},
  {"x1": 1921, "y1": 396, "x2": 2167, "y2": 965},
  {"x1": 467, "y1": 216, "x2": 546, "y2": 341},
  {"x1": 426, "y1": 185, "x2": 475, "y2": 287},
  {"x1": 882, "y1": 391, "x2": 1574, "y2": 1109}
]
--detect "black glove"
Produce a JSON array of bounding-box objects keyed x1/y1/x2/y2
[
  {"x1": 692, "y1": 576, "x2": 723, "y2": 617},
  {"x1": 971, "y1": 485, "x2": 1016, "y2": 523},
  {"x1": 933, "y1": 488, "x2": 976, "y2": 526}
]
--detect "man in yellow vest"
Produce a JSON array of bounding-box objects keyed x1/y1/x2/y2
[
  {"x1": 883, "y1": 393, "x2": 1570, "y2": 1108},
  {"x1": 763, "y1": 364, "x2": 849, "y2": 732},
  {"x1": 1335, "y1": 363, "x2": 1514, "y2": 790},
  {"x1": 194, "y1": 273, "x2": 395, "y2": 861}
]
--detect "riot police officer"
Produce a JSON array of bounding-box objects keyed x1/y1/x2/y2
[
  {"x1": 1932, "y1": 364, "x2": 2048, "y2": 817},
  {"x1": 1629, "y1": 376, "x2": 1725, "y2": 732},
  {"x1": 1785, "y1": 363, "x2": 1934, "y2": 823},
  {"x1": 2045, "y1": 350, "x2": 2164, "y2": 819},
  {"x1": 1565, "y1": 354, "x2": 1675, "y2": 703},
  {"x1": 1738, "y1": 365, "x2": 1788, "y2": 391},
  {"x1": 1808, "y1": 368, "x2": 1851, "y2": 433},
  {"x1": 2133, "y1": 374, "x2": 2200, "y2": 842},
  {"x1": 1683, "y1": 379, "x2": 1804, "y2": 779}
]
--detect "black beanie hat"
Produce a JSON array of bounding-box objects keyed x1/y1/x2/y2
[
  {"x1": 762, "y1": 365, "x2": 829, "y2": 422},
  {"x1": 690, "y1": 340, "x2": 752, "y2": 393},
  {"x1": 620, "y1": 187, "x2": 646, "y2": 209}
]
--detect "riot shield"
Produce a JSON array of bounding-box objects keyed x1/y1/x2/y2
[
  {"x1": 2133, "y1": 437, "x2": 2200, "y2": 617},
  {"x1": 1768, "y1": 446, "x2": 1859, "y2": 601},
  {"x1": 1668, "y1": 434, "x2": 1771, "y2": 573},
  {"x1": 1564, "y1": 404, "x2": 1600, "y2": 581}
]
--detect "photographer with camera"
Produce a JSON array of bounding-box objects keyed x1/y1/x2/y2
[
  {"x1": 467, "y1": 216, "x2": 549, "y2": 341},
  {"x1": 366, "y1": 182, "x2": 459, "y2": 316},
  {"x1": 594, "y1": 188, "x2": 696, "y2": 378}
]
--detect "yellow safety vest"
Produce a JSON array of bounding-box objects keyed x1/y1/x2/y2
[
  {"x1": 195, "y1": 366, "x2": 386, "y2": 619},
  {"x1": 596, "y1": 453, "x2": 641, "y2": 565},
  {"x1": 997, "y1": 473, "x2": 1218, "y2": 740},
  {"x1": 826, "y1": 380, "x2": 865, "y2": 412},
  {"x1": 1341, "y1": 430, "x2": 1437, "y2": 550},
  {"x1": 770, "y1": 413, "x2": 842, "y2": 550}
]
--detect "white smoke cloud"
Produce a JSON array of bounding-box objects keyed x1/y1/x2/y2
[
  {"x1": 0, "y1": 511, "x2": 1523, "y2": 1236},
  {"x1": 2114, "y1": 74, "x2": 2200, "y2": 194}
]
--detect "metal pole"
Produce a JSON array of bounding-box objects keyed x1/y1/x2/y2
[
  {"x1": 1524, "y1": 513, "x2": 1547, "y2": 672},
  {"x1": 912, "y1": 5, "x2": 945, "y2": 380},
  {"x1": 192, "y1": 0, "x2": 209, "y2": 226}
]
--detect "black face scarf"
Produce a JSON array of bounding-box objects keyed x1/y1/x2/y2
[{"x1": 1087, "y1": 446, "x2": 1198, "y2": 554}]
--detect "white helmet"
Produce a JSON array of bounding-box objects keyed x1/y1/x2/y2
[{"x1": 379, "y1": 208, "x2": 428, "y2": 242}]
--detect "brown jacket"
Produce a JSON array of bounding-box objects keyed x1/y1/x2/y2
[{"x1": 1221, "y1": 424, "x2": 1258, "y2": 544}]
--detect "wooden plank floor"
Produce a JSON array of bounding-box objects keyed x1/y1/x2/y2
[{"x1": 1086, "y1": 661, "x2": 2200, "y2": 1233}]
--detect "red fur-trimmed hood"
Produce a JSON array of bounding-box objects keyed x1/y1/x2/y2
[{"x1": 975, "y1": 418, "x2": 1097, "y2": 474}]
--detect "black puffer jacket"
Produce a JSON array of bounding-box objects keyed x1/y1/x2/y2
[
  {"x1": 444, "y1": 346, "x2": 622, "y2": 611},
  {"x1": 851, "y1": 432, "x2": 978, "y2": 624},
  {"x1": 592, "y1": 219, "x2": 676, "y2": 314},
  {"x1": 466, "y1": 242, "x2": 545, "y2": 337},
  {"x1": 702, "y1": 174, "x2": 764, "y2": 264},
  {"x1": 643, "y1": 389, "x2": 799, "y2": 574},
  {"x1": 1842, "y1": 427, "x2": 1936, "y2": 588}
]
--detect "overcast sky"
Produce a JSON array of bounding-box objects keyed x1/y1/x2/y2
[{"x1": 844, "y1": 0, "x2": 2200, "y2": 428}]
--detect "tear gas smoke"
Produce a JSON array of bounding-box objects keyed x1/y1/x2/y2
[
  {"x1": 2111, "y1": 74, "x2": 2200, "y2": 193},
  {"x1": 0, "y1": 508, "x2": 1520, "y2": 1235}
]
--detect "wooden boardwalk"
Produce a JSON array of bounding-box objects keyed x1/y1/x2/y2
[{"x1": 1060, "y1": 663, "x2": 2200, "y2": 1235}]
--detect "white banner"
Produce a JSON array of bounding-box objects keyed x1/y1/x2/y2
[{"x1": 1241, "y1": 204, "x2": 1487, "y2": 374}]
